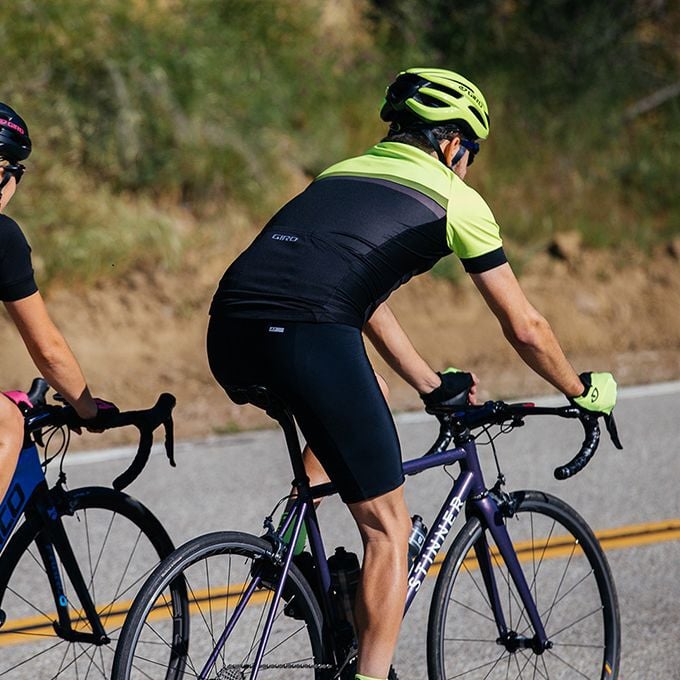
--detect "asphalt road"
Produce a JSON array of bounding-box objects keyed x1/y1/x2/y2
[{"x1": 31, "y1": 381, "x2": 680, "y2": 677}]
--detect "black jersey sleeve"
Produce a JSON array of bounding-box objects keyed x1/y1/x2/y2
[{"x1": 0, "y1": 215, "x2": 38, "y2": 302}]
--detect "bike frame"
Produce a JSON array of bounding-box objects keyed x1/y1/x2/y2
[
  {"x1": 198, "y1": 410, "x2": 550, "y2": 680},
  {"x1": 0, "y1": 443, "x2": 109, "y2": 644}
]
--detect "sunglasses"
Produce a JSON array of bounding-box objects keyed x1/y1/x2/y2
[
  {"x1": 459, "y1": 138, "x2": 480, "y2": 166},
  {"x1": 2, "y1": 161, "x2": 26, "y2": 182}
]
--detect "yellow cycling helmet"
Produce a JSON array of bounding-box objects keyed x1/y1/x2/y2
[{"x1": 380, "y1": 68, "x2": 490, "y2": 141}]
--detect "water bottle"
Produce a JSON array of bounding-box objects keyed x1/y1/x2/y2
[
  {"x1": 408, "y1": 514, "x2": 428, "y2": 568},
  {"x1": 327, "y1": 546, "x2": 360, "y2": 631}
]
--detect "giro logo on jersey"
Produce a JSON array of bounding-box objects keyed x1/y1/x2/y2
[
  {"x1": 0, "y1": 118, "x2": 25, "y2": 135},
  {"x1": 591, "y1": 387, "x2": 599, "y2": 403},
  {"x1": 272, "y1": 233, "x2": 298, "y2": 243}
]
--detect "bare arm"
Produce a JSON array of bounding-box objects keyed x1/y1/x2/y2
[
  {"x1": 4, "y1": 292, "x2": 98, "y2": 418},
  {"x1": 364, "y1": 302, "x2": 444, "y2": 394},
  {"x1": 471, "y1": 263, "x2": 584, "y2": 397}
]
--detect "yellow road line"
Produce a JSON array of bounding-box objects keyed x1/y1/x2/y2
[{"x1": 1, "y1": 518, "x2": 678, "y2": 648}]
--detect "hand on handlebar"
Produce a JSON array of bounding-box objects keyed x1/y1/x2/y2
[
  {"x1": 420, "y1": 368, "x2": 478, "y2": 410},
  {"x1": 570, "y1": 371, "x2": 617, "y2": 415},
  {"x1": 82, "y1": 398, "x2": 120, "y2": 433},
  {"x1": 66, "y1": 397, "x2": 119, "y2": 434}
]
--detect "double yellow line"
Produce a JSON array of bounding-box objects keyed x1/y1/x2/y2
[{"x1": 1, "y1": 518, "x2": 679, "y2": 648}]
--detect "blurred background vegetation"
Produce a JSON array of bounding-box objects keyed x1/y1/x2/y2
[{"x1": 2, "y1": 0, "x2": 678, "y2": 286}]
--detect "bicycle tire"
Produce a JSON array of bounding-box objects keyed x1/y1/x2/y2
[
  {"x1": 427, "y1": 490, "x2": 620, "y2": 680},
  {"x1": 112, "y1": 530, "x2": 330, "y2": 679},
  {"x1": 0, "y1": 486, "x2": 184, "y2": 679}
]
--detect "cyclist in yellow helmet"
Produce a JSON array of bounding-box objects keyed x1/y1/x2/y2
[{"x1": 208, "y1": 68, "x2": 617, "y2": 680}]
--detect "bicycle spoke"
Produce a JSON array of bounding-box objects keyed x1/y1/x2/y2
[
  {"x1": 432, "y1": 494, "x2": 618, "y2": 680},
  {"x1": 544, "y1": 646, "x2": 593, "y2": 679}
]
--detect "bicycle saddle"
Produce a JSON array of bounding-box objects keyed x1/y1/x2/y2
[{"x1": 226, "y1": 385, "x2": 286, "y2": 413}]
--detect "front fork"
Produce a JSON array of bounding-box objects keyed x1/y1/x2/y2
[
  {"x1": 471, "y1": 491, "x2": 551, "y2": 654},
  {"x1": 29, "y1": 484, "x2": 110, "y2": 645}
]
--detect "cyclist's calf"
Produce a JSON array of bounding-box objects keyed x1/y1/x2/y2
[{"x1": 348, "y1": 484, "x2": 411, "y2": 679}]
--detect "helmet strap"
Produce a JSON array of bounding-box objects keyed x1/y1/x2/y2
[
  {"x1": 420, "y1": 128, "x2": 448, "y2": 165},
  {"x1": 420, "y1": 128, "x2": 465, "y2": 170},
  {"x1": 450, "y1": 146, "x2": 467, "y2": 168}
]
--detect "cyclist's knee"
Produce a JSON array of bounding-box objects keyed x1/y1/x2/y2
[
  {"x1": 349, "y1": 486, "x2": 411, "y2": 546},
  {"x1": 0, "y1": 395, "x2": 23, "y2": 445}
]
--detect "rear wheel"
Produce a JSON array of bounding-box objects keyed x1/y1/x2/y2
[
  {"x1": 112, "y1": 531, "x2": 330, "y2": 679},
  {"x1": 427, "y1": 490, "x2": 620, "y2": 679},
  {"x1": 0, "y1": 486, "x2": 182, "y2": 679}
]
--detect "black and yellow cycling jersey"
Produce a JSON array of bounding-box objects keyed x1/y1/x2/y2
[
  {"x1": 210, "y1": 141, "x2": 506, "y2": 328},
  {"x1": 0, "y1": 215, "x2": 38, "y2": 302}
]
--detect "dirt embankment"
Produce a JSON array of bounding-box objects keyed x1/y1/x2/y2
[{"x1": 2, "y1": 234, "x2": 679, "y2": 448}]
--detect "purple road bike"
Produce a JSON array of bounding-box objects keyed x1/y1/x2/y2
[{"x1": 113, "y1": 386, "x2": 622, "y2": 679}]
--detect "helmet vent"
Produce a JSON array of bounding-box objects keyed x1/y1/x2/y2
[{"x1": 468, "y1": 106, "x2": 486, "y2": 127}]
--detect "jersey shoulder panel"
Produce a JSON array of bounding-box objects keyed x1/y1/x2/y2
[
  {"x1": 446, "y1": 177, "x2": 504, "y2": 260},
  {"x1": 317, "y1": 142, "x2": 452, "y2": 208}
]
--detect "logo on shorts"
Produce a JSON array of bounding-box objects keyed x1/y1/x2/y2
[
  {"x1": 272, "y1": 233, "x2": 298, "y2": 243},
  {"x1": 268, "y1": 326, "x2": 285, "y2": 333}
]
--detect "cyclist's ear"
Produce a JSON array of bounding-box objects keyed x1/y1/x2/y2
[{"x1": 442, "y1": 137, "x2": 461, "y2": 167}]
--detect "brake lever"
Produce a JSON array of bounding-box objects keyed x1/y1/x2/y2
[{"x1": 604, "y1": 413, "x2": 623, "y2": 450}]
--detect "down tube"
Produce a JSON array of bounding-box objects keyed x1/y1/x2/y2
[{"x1": 404, "y1": 471, "x2": 474, "y2": 613}]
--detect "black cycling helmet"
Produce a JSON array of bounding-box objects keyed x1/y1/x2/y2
[{"x1": 0, "y1": 103, "x2": 32, "y2": 163}]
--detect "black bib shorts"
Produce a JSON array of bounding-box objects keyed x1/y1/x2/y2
[{"x1": 207, "y1": 316, "x2": 404, "y2": 504}]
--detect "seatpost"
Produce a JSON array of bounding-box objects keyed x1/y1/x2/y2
[{"x1": 265, "y1": 402, "x2": 309, "y2": 488}]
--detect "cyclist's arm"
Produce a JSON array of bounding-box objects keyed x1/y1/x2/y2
[
  {"x1": 4, "y1": 291, "x2": 98, "y2": 419},
  {"x1": 364, "y1": 302, "x2": 448, "y2": 395},
  {"x1": 470, "y1": 263, "x2": 584, "y2": 397}
]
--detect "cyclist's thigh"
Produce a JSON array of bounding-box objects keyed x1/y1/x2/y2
[
  {"x1": 207, "y1": 317, "x2": 404, "y2": 504},
  {"x1": 277, "y1": 323, "x2": 404, "y2": 504}
]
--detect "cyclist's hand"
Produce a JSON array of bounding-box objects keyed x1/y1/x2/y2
[
  {"x1": 570, "y1": 372, "x2": 617, "y2": 415},
  {"x1": 68, "y1": 398, "x2": 119, "y2": 434},
  {"x1": 420, "y1": 367, "x2": 477, "y2": 409},
  {"x1": 83, "y1": 398, "x2": 119, "y2": 433}
]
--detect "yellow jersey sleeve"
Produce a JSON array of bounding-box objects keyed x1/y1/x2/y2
[{"x1": 446, "y1": 177, "x2": 506, "y2": 272}]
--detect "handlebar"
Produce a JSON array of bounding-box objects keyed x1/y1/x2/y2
[
  {"x1": 22, "y1": 378, "x2": 177, "y2": 491},
  {"x1": 425, "y1": 400, "x2": 623, "y2": 480}
]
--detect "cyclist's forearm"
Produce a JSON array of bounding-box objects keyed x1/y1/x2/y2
[
  {"x1": 503, "y1": 315, "x2": 583, "y2": 397},
  {"x1": 5, "y1": 294, "x2": 98, "y2": 418},
  {"x1": 31, "y1": 344, "x2": 97, "y2": 417},
  {"x1": 364, "y1": 303, "x2": 440, "y2": 394}
]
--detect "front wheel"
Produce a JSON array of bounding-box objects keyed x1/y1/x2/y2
[
  {"x1": 0, "y1": 486, "x2": 182, "y2": 679},
  {"x1": 427, "y1": 490, "x2": 620, "y2": 679},
  {"x1": 112, "y1": 531, "x2": 330, "y2": 679}
]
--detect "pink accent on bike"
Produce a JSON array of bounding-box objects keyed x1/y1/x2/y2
[
  {"x1": 2, "y1": 390, "x2": 33, "y2": 409},
  {"x1": 94, "y1": 398, "x2": 117, "y2": 411}
]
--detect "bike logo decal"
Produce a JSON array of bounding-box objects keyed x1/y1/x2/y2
[
  {"x1": 408, "y1": 495, "x2": 464, "y2": 592},
  {"x1": 0, "y1": 482, "x2": 26, "y2": 542}
]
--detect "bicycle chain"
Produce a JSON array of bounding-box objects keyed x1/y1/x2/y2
[{"x1": 216, "y1": 661, "x2": 335, "y2": 678}]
